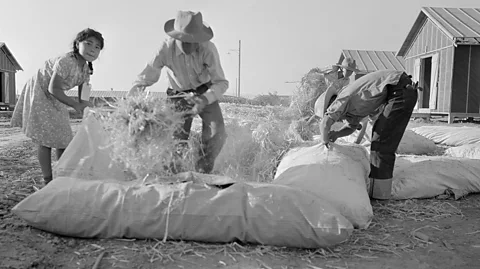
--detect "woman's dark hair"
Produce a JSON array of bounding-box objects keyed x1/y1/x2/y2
[{"x1": 72, "y1": 28, "x2": 104, "y2": 75}]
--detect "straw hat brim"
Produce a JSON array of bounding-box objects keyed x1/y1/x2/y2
[
  {"x1": 333, "y1": 64, "x2": 361, "y2": 73},
  {"x1": 164, "y1": 19, "x2": 214, "y2": 43},
  {"x1": 314, "y1": 86, "x2": 344, "y2": 118}
]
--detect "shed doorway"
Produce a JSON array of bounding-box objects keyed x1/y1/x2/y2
[{"x1": 420, "y1": 57, "x2": 432, "y2": 108}]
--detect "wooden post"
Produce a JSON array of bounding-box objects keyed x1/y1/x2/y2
[{"x1": 448, "y1": 113, "x2": 455, "y2": 124}]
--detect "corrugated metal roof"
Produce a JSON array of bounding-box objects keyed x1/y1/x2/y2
[
  {"x1": 65, "y1": 90, "x2": 167, "y2": 98},
  {"x1": 397, "y1": 7, "x2": 480, "y2": 56},
  {"x1": 0, "y1": 42, "x2": 23, "y2": 71},
  {"x1": 424, "y1": 7, "x2": 480, "y2": 38},
  {"x1": 339, "y1": 50, "x2": 405, "y2": 72}
]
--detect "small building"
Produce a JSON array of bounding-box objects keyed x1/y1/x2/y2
[
  {"x1": 0, "y1": 42, "x2": 23, "y2": 111},
  {"x1": 338, "y1": 49, "x2": 406, "y2": 80},
  {"x1": 397, "y1": 7, "x2": 480, "y2": 123}
]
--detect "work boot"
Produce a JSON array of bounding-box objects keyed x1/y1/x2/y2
[{"x1": 368, "y1": 178, "x2": 392, "y2": 200}]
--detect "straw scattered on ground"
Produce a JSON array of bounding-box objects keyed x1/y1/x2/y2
[
  {"x1": 373, "y1": 199, "x2": 463, "y2": 221},
  {"x1": 335, "y1": 199, "x2": 464, "y2": 257},
  {"x1": 59, "y1": 197, "x2": 465, "y2": 267},
  {"x1": 3, "y1": 103, "x2": 479, "y2": 268}
]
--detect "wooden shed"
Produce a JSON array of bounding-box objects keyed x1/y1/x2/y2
[
  {"x1": 337, "y1": 49, "x2": 406, "y2": 80},
  {"x1": 397, "y1": 7, "x2": 480, "y2": 123},
  {"x1": 0, "y1": 42, "x2": 23, "y2": 110}
]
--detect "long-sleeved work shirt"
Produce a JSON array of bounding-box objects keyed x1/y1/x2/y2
[
  {"x1": 325, "y1": 70, "x2": 404, "y2": 129},
  {"x1": 132, "y1": 38, "x2": 229, "y2": 104}
]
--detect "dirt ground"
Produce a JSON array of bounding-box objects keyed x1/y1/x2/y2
[{"x1": 1, "y1": 113, "x2": 480, "y2": 269}]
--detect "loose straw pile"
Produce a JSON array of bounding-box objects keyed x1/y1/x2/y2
[{"x1": 94, "y1": 93, "x2": 195, "y2": 180}]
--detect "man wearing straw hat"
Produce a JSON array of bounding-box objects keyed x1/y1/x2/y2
[
  {"x1": 316, "y1": 70, "x2": 419, "y2": 199},
  {"x1": 306, "y1": 58, "x2": 359, "y2": 125},
  {"x1": 129, "y1": 10, "x2": 229, "y2": 174}
]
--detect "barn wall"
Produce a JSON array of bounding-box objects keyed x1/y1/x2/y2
[
  {"x1": 403, "y1": 18, "x2": 455, "y2": 113},
  {"x1": 469, "y1": 46, "x2": 480, "y2": 114},
  {"x1": 451, "y1": 45, "x2": 480, "y2": 114},
  {"x1": 0, "y1": 49, "x2": 16, "y2": 72},
  {"x1": 0, "y1": 72, "x2": 3, "y2": 103},
  {"x1": 404, "y1": 19, "x2": 454, "y2": 59}
]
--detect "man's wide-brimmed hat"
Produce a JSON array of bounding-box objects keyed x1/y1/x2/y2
[
  {"x1": 164, "y1": 11, "x2": 214, "y2": 43},
  {"x1": 333, "y1": 57, "x2": 360, "y2": 73},
  {"x1": 313, "y1": 57, "x2": 359, "y2": 118}
]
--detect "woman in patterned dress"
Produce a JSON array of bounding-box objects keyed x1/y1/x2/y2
[{"x1": 10, "y1": 28, "x2": 105, "y2": 185}]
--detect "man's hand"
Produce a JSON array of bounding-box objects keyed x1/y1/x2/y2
[
  {"x1": 321, "y1": 131, "x2": 338, "y2": 149},
  {"x1": 322, "y1": 141, "x2": 331, "y2": 149},
  {"x1": 186, "y1": 95, "x2": 209, "y2": 114},
  {"x1": 328, "y1": 131, "x2": 339, "y2": 143}
]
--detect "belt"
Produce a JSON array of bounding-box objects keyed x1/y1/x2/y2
[{"x1": 167, "y1": 81, "x2": 212, "y2": 97}]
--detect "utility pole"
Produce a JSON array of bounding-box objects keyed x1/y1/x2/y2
[
  {"x1": 228, "y1": 40, "x2": 242, "y2": 97},
  {"x1": 237, "y1": 40, "x2": 241, "y2": 98}
]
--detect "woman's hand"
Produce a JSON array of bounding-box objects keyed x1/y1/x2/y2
[{"x1": 74, "y1": 101, "x2": 93, "y2": 114}]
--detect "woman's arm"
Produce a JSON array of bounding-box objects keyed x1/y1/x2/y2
[{"x1": 48, "y1": 72, "x2": 86, "y2": 112}]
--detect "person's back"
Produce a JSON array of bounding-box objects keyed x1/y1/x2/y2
[
  {"x1": 333, "y1": 70, "x2": 404, "y2": 120},
  {"x1": 318, "y1": 68, "x2": 418, "y2": 200}
]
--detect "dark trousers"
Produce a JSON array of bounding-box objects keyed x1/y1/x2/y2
[
  {"x1": 166, "y1": 83, "x2": 227, "y2": 174},
  {"x1": 369, "y1": 73, "x2": 418, "y2": 179}
]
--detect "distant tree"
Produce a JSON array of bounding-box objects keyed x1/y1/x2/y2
[{"x1": 252, "y1": 91, "x2": 282, "y2": 106}]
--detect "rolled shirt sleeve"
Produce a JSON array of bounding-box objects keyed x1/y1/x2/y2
[
  {"x1": 131, "y1": 43, "x2": 167, "y2": 91},
  {"x1": 345, "y1": 117, "x2": 363, "y2": 130},
  {"x1": 131, "y1": 39, "x2": 229, "y2": 102},
  {"x1": 325, "y1": 95, "x2": 349, "y2": 122}
]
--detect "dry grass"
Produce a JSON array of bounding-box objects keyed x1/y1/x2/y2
[
  {"x1": 1, "y1": 106, "x2": 476, "y2": 268},
  {"x1": 288, "y1": 68, "x2": 327, "y2": 119},
  {"x1": 373, "y1": 199, "x2": 463, "y2": 222},
  {"x1": 89, "y1": 95, "x2": 318, "y2": 182},
  {"x1": 213, "y1": 113, "x2": 315, "y2": 182},
  {"x1": 90, "y1": 93, "x2": 196, "y2": 180}
]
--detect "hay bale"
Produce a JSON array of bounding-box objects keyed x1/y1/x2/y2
[{"x1": 444, "y1": 144, "x2": 480, "y2": 159}]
